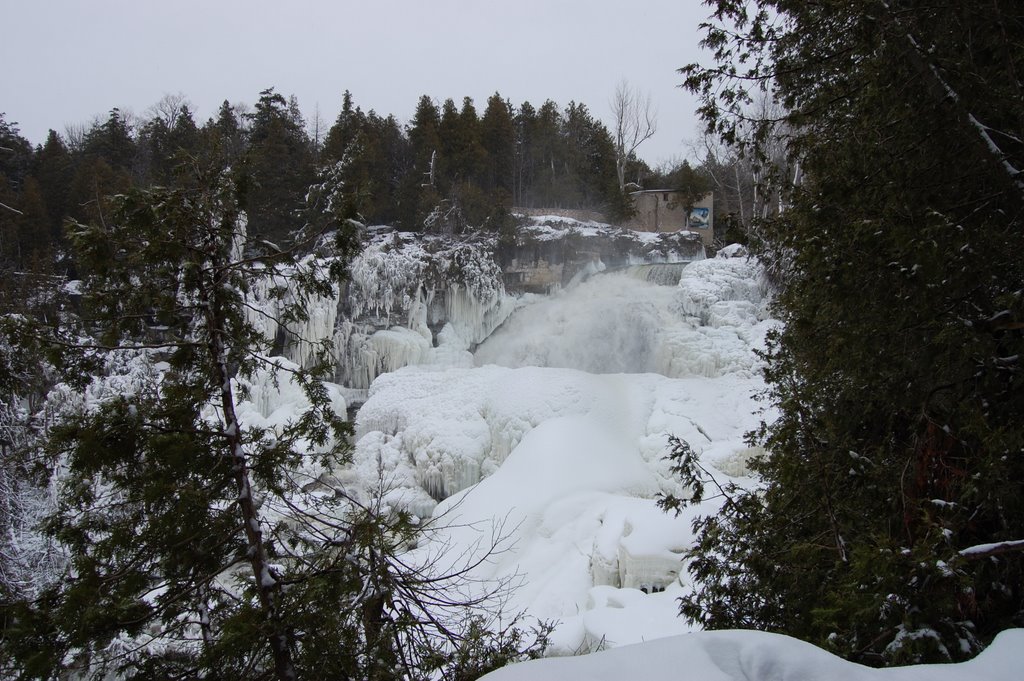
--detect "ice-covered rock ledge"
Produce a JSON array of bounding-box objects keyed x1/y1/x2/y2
[
  {"x1": 328, "y1": 221, "x2": 709, "y2": 390},
  {"x1": 499, "y1": 215, "x2": 706, "y2": 293},
  {"x1": 335, "y1": 232, "x2": 518, "y2": 389}
]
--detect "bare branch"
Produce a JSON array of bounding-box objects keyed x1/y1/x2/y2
[{"x1": 611, "y1": 79, "x2": 658, "y2": 191}]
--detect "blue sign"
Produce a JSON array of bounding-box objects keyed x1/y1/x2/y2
[{"x1": 688, "y1": 207, "x2": 710, "y2": 229}]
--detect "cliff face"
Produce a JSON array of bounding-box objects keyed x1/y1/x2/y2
[
  {"x1": 257, "y1": 217, "x2": 707, "y2": 389},
  {"x1": 497, "y1": 215, "x2": 705, "y2": 293}
]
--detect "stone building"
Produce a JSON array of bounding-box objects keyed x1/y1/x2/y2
[{"x1": 627, "y1": 190, "x2": 714, "y2": 247}]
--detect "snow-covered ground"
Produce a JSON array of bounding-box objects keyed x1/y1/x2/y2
[
  {"x1": 345, "y1": 249, "x2": 775, "y2": 655},
  {"x1": 479, "y1": 628, "x2": 1024, "y2": 681},
  {"x1": 228, "y1": 243, "x2": 1022, "y2": 678}
]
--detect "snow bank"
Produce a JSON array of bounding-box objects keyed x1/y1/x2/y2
[
  {"x1": 351, "y1": 362, "x2": 765, "y2": 652},
  {"x1": 480, "y1": 628, "x2": 1024, "y2": 681}
]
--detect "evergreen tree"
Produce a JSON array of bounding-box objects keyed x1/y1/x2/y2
[
  {"x1": 1, "y1": 156, "x2": 543, "y2": 679},
  {"x1": 0, "y1": 116, "x2": 33, "y2": 193},
  {"x1": 561, "y1": 102, "x2": 621, "y2": 215},
  {"x1": 82, "y1": 109, "x2": 137, "y2": 177},
  {"x1": 456, "y1": 97, "x2": 486, "y2": 185},
  {"x1": 10, "y1": 178, "x2": 52, "y2": 267},
  {"x1": 1, "y1": 159, "x2": 343, "y2": 679},
  {"x1": 401, "y1": 95, "x2": 444, "y2": 229},
  {"x1": 673, "y1": 0, "x2": 1024, "y2": 665},
  {"x1": 532, "y1": 100, "x2": 562, "y2": 206},
  {"x1": 512, "y1": 101, "x2": 537, "y2": 207},
  {"x1": 203, "y1": 100, "x2": 248, "y2": 165},
  {"x1": 322, "y1": 90, "x2": 362, "y2": 165},
  {"x1": 31, "y1": 130, "x2": 74, "y2": 242},
  {"x1": 0, "y1": 116, "x2": 35, "y2": 266},
  {"x1": 243, "y1": 88, "x2": 315, "y2": 243},
  {"x1": 65, "y1": 156, "x2": 133, "y2": 228},
  {"x1": 167, "y1": 106, "x2": 200, "y2": 161},
  {"x1": 407, "y1": 95, "x2": 442, "y2": 185},
  {"x1": 480, "y1": 93, "x2": 515, "y2": 199},
  {"x1": 437, "y1": 98, "x2": 462, "y2": 192},
  {"x1": 352, "y1": 112, "x2": 410, "y2": 225},
  {"x1": 321, "y1": 92, "x2": 411, "y2": 226}
]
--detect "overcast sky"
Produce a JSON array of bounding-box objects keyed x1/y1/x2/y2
[{"x1": 2, "y1": 0, "x2": 710, "y2": 167}]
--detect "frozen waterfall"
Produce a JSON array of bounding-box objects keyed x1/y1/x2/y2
[
  {"x1": 475, "y1": 254, "x2": 771, "y2": 379},
  {"x1": 475, "y1": 273, "x2": 675, "y2": 374}
]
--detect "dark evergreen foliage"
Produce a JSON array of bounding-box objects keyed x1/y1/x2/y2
[
  {"x1": 673, "y1": 0, "x2": 1024, "y2": 665},
  {"x1": 3, "y1": 86, "x2": 646, "y2": 261},
  {"x1": 243, "y1": 88, "x2": 315, "y2": 244},
  {"x1": 0, "y1": 141, "x2": 549, "y2": 680}
]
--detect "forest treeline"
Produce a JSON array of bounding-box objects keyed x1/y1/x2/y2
[{"x1": 1, "y1": 88, "x2": 735, "y2": 276}]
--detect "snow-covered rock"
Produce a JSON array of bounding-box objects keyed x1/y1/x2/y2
[{"x1": 337, "y1": 234, "x2": 517, "y2": 388}]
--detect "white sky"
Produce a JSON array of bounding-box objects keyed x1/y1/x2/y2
[{"x1": 1, "y1": 0, "x2": 711, "y2": 167}]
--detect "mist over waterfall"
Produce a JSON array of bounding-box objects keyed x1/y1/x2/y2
[
  {"x1": 475, "y1": 273, "x2": 680, "y2": 375},
  {"x1": 339, "y1": 247, "x2": 782, "y2": 658},
  {"x1": 475, "y1": 257, "x2": 771, "y2": 380}
]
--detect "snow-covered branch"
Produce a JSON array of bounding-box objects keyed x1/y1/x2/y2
[{"x1": 959, "y1": 539, "x2": 1024, "y2": 559}]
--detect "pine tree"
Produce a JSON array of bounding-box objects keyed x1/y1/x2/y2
[
  {"x1": 203, "y1": 99, "x2": 248, "y2": 165},
  {"x1": 1, "y1": 156, "x2": 544, "y2": 679},
  {"x1": 0, "y1": 158, "x2": 343, "y2": 678},
  {"x1": 0, "y1": 116, "x2": 33, "y2": 193},
  {"x1": 82, "y1": 109, "x2": 137, "y2": 178},
  {"x1": 243, "y1": 88, "x2": 315, "y2": 243},
  {"x1": 480, "y1": 93, "x2": 515, "y2": 200},
  {"x1": 322, "y1": 90, "x2": 363, "y2": 166},
  {"x1": 31, "y1": 130, "x2": 74, "y2": 243},
  {"x1": 674, "y1": 0, "x2": 1024, "y2": 665},
  {"x1": 512, "y1": 101, "x2": 537, "y2": 207}
]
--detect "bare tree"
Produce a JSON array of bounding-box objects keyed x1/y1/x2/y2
[
  {"x1": 610, "y1": 80, "x2": 658, "y2": 191},
  {"x1": 146, "y1": 92, "x2": 192, "y2": 128},
  {"x1": 744, "y1": 90, "x2": 795, "y2": 221},
  {"x1": 308, "y1": 102, "x2": 325, "y2": 164},
  {"x1": 63, "y1": 117, "x2": 99, "y2": 154}
]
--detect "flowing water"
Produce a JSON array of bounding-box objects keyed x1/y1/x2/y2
[{"x1": 474, "y1": 271, "x2": 684, "y2": 375}]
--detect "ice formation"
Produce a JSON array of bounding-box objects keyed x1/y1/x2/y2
[
  {"x1": 229, "y1": 237, "x2": 774, "y2": 654},
  {"x1": 475, "y1": 252, "x2": 773, "y2": 380},
  {"x1": 240, "y1": 264, "x2": 344, "y2": 370},
  {"x1": 516, "y1": 216, "x2": 706, "y2": 265},
  {"x1": 336, "y1": 234, "x2": 517, "y2": 388},
  {"x1": 239, "y1": 222, "x2": 717, "y2": 390},
  {"x1": 339, "y1": 250, "x2": 783, "y2": 653}
]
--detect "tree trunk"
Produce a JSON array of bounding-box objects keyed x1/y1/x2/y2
[{"x1": 205, "y1": 260, "x2": 297, "y2": 681}]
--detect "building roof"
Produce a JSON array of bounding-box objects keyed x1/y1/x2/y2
[{"x1": 628, "y1": 188, "x2": 679, "y2": 195}]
